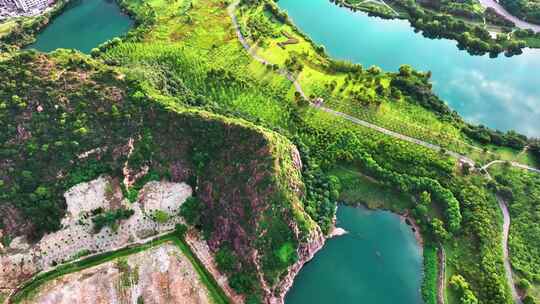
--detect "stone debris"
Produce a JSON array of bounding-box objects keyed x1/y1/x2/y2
[
  {"x1": 0, "y1": 176, "x2": 192, "y2": 291},
  {"x1": 21, "y1": 244, "x2": 212, "y2": 304}
]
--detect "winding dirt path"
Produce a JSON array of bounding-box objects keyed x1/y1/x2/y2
[
  {"x1": 497, "y1": 196, "x2": 523, "y2": 304},
  {"x1": 482, "y1": 160, "x2": 540, "y2": 174},
  {"x1": 478, "y1": 0, "x2": 540, "y2": 32},
  {"x1": 437, "y1": 247, "x2": 446, "y2": 304}
]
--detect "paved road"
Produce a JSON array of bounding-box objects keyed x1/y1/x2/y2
[
  {"x1": 478, "y1": 0, "x2": 540, "y2": 32},
  {"x1": 228, "y1": 0, "x2": 540, "y2": 178},
  {"x1": 316, "y1": 106, "x2": 476, "y2": 165},
  {"x1": 482, "y1": 160, "x2": 540, "y2": 174},
  {"x1": 497, "y1": 197, "x2": 523, "y2": 304},
  {"x1": 228, "y1": 0, "x2": 476, "y2": 164}
]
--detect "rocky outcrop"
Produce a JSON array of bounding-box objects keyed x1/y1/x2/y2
[
  {"x1": 269, "y1": 227, "x2": 326, "y2": 304},
  {"x1": 0, "y1": 178, "x2": 192, "y2": 291}
]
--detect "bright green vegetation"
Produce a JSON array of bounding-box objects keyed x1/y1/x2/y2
[
  {"x1": 0, "y1": 19, "x2": 18, "y2": 38},
  {"x1": 423, "y1": 246, "x2": 439, "y2": 304},
  {"x1": 238, "y1": 1, "x2": 533, "y2": 160},
  {"x1": 442, "y1": 175, "x2": 511, "y2": 304},
  {"x1": 92, "y1": 208, "x2": 135, "y2": 232},
  {"x1": 490, "y1": 165, "x2": 540, "y2": 303},
  {"x1": 450, "y1": 274, "x2": 480, "y2": 304},
  {"x1": 11, "y1": 233, "x2": 231, "y2": 304},
  {"x1": 151, "y1": 210, "x2": 170, "y2": 223},
  {"x1": 334, "y1": 0, "x2": 539, "y2": 55},
  {"x1": 238, "y1": 3, "x2": 471, "y2": 154}
]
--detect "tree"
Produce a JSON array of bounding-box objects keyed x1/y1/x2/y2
[
  {"x1": 367, "y1": 65, "x2": 381, "y2": 75},
  {"x1": 431, "y1": 218, "x2": 449, "y2": 242},
  {"x1": 399, "y1": 65, "x2": 413, "y2": 77},
  {"x1": 450, "y1": 275, "x2": 479, "y2": 304},
  {"x1": 420, "y1": 191, "x2": 432, "y2": 206},
  {"x1": 179, "y1": 196, "x2": 203, "y2": 226},
  {"x1": 523, "y1": 295, "x2": 536, "y2": 304}
]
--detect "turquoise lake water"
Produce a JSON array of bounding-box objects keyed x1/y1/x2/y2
[
  {"x1": 28, "y1": 0, "x2": 132, "y2": 54},
  {"x1": 278, "y1": 0, "x2": 540, "y2": 137},
  {"x1": 285, "y1": 206, "x2": 423, "y2": 304}
]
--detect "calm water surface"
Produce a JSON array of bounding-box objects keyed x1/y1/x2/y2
[
  {"x1": 285, "y1": 206, "x2": 423, "y2": 304},
  {"x1": 28, "y1": 0, "x2": 132, "y2": 53},
  {"x1": 278, "y1": 0, "x2": 540, "y2": 137}
]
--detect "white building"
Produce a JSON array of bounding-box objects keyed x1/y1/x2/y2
[
  {"x1": 0, "y1": 0, "x2": 49, "y2": 12},
  {"x1": 13, "y1": 0, "x2": 49, "y2": 11}
]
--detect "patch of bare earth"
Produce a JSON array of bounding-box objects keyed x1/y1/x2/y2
[
  {"x1": 0, "y1": 177, "x2": 192, "y2": 291},
  {"x1": 22, "y1": 244, "x2": 212, "y2": 304}
]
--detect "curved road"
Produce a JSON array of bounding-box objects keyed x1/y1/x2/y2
[
  {"x1": 497, "y1": 197, "x2": 523, "y2": 304},
  {"x1": 478, "y1": 0, "x2": 540, "y2": 32},
  {"x1": 229, "y1": 0, "x2": 540, "y2": 177},
  {"x1": 482, "y1": 160, "x2": 540, "y2": 174},
  {"x1": 227, "y1": 3, "x2": 540, "y2": 303}
]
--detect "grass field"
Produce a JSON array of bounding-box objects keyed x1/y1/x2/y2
[{"x1": 328, "y1": 164, "x2": 415, "y2": 212}]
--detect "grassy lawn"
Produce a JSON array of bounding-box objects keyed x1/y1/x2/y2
[
  {"x1": 328, "y1": 164, "x2": 415, "y2": 212},
  {"x1": 0, "y1": 19, "x2": 17, "y2": 38},
  {"x1": 12, "y1": 234, "x2": 231, "y2": 304}
]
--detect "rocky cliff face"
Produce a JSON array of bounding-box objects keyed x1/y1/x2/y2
[
  {"x1": 269, "y1": 226, "x2": 326, "y2": 304},
  {"x1": 0, "y1": 52, "x2": 328, "y2": 304}
]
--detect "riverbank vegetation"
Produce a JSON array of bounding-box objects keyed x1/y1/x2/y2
[
  {"x1": 423, "y1": 245, "x2": 439, "y2": 304},
  {"x1": 333, "y1": 0, "x2": 540, "y2": 56},
  {"x1": 490, "y1": 165, "x2": 540, "y2": 303},
  {"x1": 237, "y1": 0, "x2": 537, "y2": 162}
]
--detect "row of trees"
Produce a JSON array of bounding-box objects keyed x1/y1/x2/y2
[
  {"x1": 463, "y1": 125, "x2": 528, "y2": 149},
  {"x1": 500, "y1": 0, "x2": 540, "y2": 25},
  {"x1": 396, "y1": 0, "x2": 527, "y2": 57}
]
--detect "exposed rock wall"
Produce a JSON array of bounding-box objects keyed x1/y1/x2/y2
[{"x1": 269, "y1": 227, "x2": 326, "y2": 304}]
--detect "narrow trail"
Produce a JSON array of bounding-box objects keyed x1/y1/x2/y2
[
  {"x1": 478, "y1": 0, "x2": 540, "y2": 33},
  {"x1": 316, "y1": 106, "x2": 475, "y2": 165},
  {"x1": 228, "y1": 0, "x2": 540, "y2": 176},
  {"x1": 497, "y1": 196, "x2": 523, "y2": 304},
  {"x1": 437, "y1": 247, "x2": 446, "y2": 304},
  {"x1": 482, "y1": 160, "x2": 540, "y2": 174}
]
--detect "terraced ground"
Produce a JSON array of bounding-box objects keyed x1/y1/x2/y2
[{"x1": 19, "y1": 243, "x2": 216, "y2": 304}]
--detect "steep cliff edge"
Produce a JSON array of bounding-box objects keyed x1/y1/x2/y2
[{"x1": 0, "y1": 51, "x2": 328, "y2": 303}]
